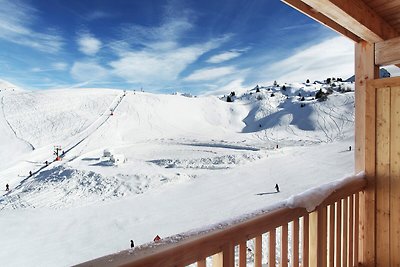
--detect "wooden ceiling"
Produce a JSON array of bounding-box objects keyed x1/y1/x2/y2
[
  {"x1": 282, "y1": 0, "x2": 400, "y2": 43},
  {"x1": 282, "y1": 0, "x2": 400, "y2": 66},
  {"x1": 363, "y1": 0, "x2": 400, "y2": 34}
]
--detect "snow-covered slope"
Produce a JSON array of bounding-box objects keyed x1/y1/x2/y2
[{"x1": 0, "y1": 81, "x2": 355, "y2": 266}]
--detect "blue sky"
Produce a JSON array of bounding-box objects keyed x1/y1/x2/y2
[{"x1": 0, "y1": 0, "x2": 357, "y2": 94}]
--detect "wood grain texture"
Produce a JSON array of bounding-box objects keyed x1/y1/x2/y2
[
  {"x1": 356, "y1": 41, "x2": 378, "y2": 267},
  {"x1": 375, "y1": 36, "x2": 400, "y2": 65},
  {"x1": 390, "y1": 85, "x2": 400, "y2": 266},
  {"x1": 254, "y1": 236, "x2": 262, "y2": 267},
  {"x1": 376, "y1": 86, "x2": 391, "y2": 267},
  {"x1": 292, "y1": 219, "x2": 299, "y2": 267},
  {"x1": 281, "y1": 224, "x2": 288, "y2": 267},
  {"x1": 269, "y1": 231, "x2": 276, "y2": 267},
  {"x1": 298, "y1": 0, "x2": 399, "y2": 42}
]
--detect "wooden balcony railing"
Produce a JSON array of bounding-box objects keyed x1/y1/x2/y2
[{"x1": 79, "y1": 175, "x2": 366, "y2": 267}]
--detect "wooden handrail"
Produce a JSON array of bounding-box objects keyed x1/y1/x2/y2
[{"x1": 77, "y1": 176, "x2": 366, "y2": 267}]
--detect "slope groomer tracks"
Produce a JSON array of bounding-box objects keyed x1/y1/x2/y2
[
  {"x1": 1, "y1": 96, "x2": 35, "y2": 150},
  {"x1": 0, "y1": 91, "x2": 127, "y2": 204}
]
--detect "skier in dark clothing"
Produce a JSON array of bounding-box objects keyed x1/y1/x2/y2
[
  {"x1": 275, "y1": 183, "x2": 280, "y2": 193},
  {"x1": 130, "y1": 240, "x2": 134, "y2": 248},
  {"x1": 6, "y1": 184, "x2": 9, "y2": 191},
  {"x1": 29, "y1": 171, "x2": 32, "y2": 176}
]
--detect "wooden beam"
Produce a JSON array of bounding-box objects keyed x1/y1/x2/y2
[
  {"x1": 282, "y1": 0, "x2": 360, "y2": 42},
  {"x1": 355, "y1": 41, "x2": 378, "y2": 266},
  {"x1": 298, "y1": 0, "x2": 399, "y2": 42},
  {"x1": 375, "y1": 36, "x2": 400, "y2": 66}
]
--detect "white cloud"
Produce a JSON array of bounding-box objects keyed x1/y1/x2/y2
[
  {"x1": 110, "y1": 4, "x2": 231, "y2": 86},
  {"x1": 207, "y1": 50, "x2": 243, "y2": 64},
  {"x1": 70, "y1": 61, "x2": 108, "y2": 82},
  {"x1": 77, "y1": 33, "x2": 102, "y2": 56},
  {"x1": 0, "y1": 0, "x2": 63, "y2": 53},
  {"x1": 262, "y1": 36, "x2": 354, "y2": 83},
  {"x1": 185, "y1": 66, "x2": 237, "y2": 81},
  {"x1": 106, "y1": 3, "x2": 234, "y2": 88},
  {"x1": 121, "y1": 6, "x2": 193, "y2": 51},
  {"x1": 86, "y1": 10, "x2": 112, "y2": 21},
  {"x1": 202, "y1": 78, "x2": 247, "y2": 96},
  {"x1": 52, "y1": 62, "x2": 68, "y2": 71},
  {"x1": 110, "y1": 41, "x2": 220, "y2": 83},
  {"x1": 31, "y1": 62, "x2": 68, "y2": 72}
]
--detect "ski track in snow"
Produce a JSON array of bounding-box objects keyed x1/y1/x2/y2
[{"x1": 1, "y1": 96, "x2": 35, "y2": 150}]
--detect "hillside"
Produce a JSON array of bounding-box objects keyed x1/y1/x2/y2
[{"x1": 0, "y1": 81, "x2": 355, "y2": 266}]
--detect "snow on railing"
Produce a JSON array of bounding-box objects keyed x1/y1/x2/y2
[{"x1": 78, "y1": 173, "x2": 366, "y2": 267}]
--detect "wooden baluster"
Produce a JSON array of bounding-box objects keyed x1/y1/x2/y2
[
  {"x1": 223, "y1": 243, "x2": 235, "y2": 267},
  {"x1": 197, "y1": 259, "x2": 206, "y2": 267},
  {"x1": 303, "y1": 214, "x2": 309, "y2": 267},
  {"x1": 213, "y1": 252, "x2": 223, "y2": 267},
  {"x1": 320, "y1": 206, "x2": 328, "y2": 267},
  {"x1": 281, "y1": 224, "x2": 288, "y2": 267},
  {"x1": 269, "y1": 229, "x2": 276, "y2": 267},
  {"x1": 292, "y1": 219, "x2": 299, "y2": 267},
  {"x1": 348, "y1": 195, "x2": 354, "y2": 266},
  {"x1": 336, "y1": 200, "x2": 342, "y2": 267},
  {"x1": 255, "y1": 235, "x2": 262, "y2": 267},
  {"x1": 329, "y1": 204, "x2": 335, "y2": 267},
  {"x1": 309, "y1": 207, "x2": 327, "y2": 267},
  {"x1": 239, "y1": 241, "x2": 247, "y2": 267},
  {"x1": 342, "y1": 198, "x2": 348, "y2": 267},
  {"x1": 354, "y1": 192, "x2": 359, "y2": 266}
]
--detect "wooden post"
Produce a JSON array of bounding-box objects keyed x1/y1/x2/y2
[{"x1": 355, "y1": 40, "x2": 378, "y2": 266}]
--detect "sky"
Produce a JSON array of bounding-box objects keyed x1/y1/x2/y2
[{"x1": 0, "y1": 0, "x2": 361, "y2": 94}]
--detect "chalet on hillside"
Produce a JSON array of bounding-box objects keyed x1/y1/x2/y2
[{"x1": 79, "y1": 1, "x2": 400, "y2": 266}]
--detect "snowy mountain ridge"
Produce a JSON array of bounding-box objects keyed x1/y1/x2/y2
[{"x1": 0, "y1": 79, "x2": 356, "y2": 266}]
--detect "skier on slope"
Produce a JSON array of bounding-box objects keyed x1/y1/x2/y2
[
  {"x1": 130, "y1": 240, "x2": 134, "y2": 248},
  {"x1": 5, "y1": 184, "x2": 9, "y2": 191},
  {"x1": 275, "y1": 183, "x2": 280, "y2": 193}
]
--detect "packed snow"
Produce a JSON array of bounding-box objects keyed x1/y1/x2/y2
[{"x1": 0, "y1": 80, "x2": 356, "y2": 266}]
